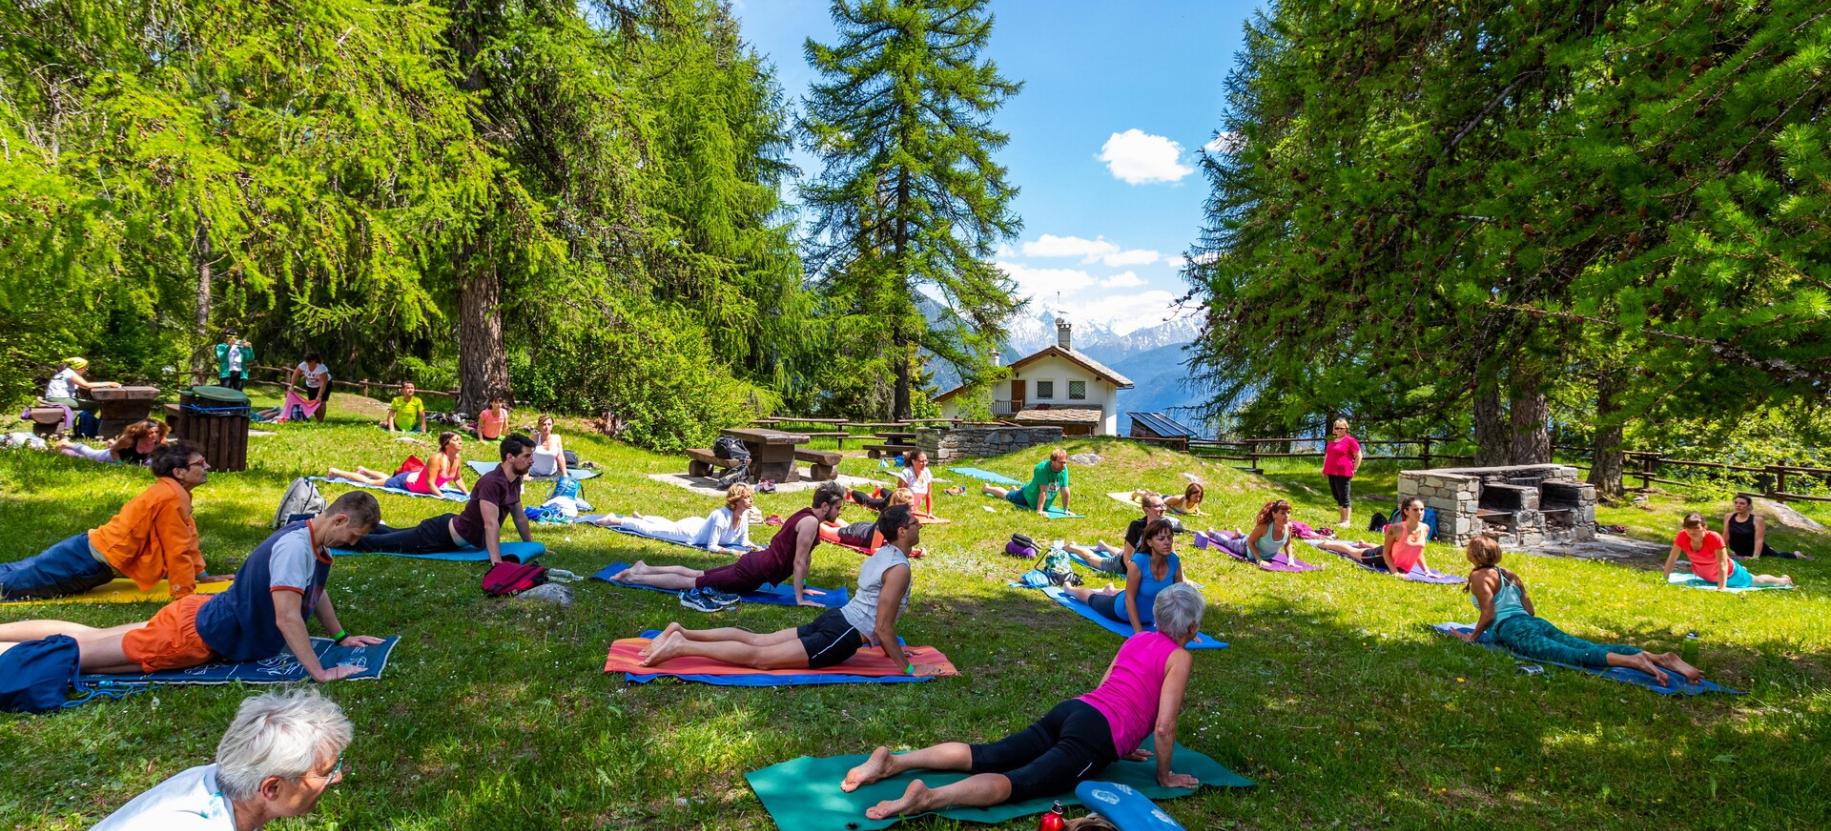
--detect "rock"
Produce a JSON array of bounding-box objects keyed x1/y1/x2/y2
[
  {"x1": 1069, "y1": 452, "x2": 1101, "y2": 465},
  {"x1": 1755, "y1": 498, "x2": 1827, "y2": 534}
]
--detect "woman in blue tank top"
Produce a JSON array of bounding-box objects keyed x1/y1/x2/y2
[{"x1": 1066, "y1": 518, "x2": 1183, "y2": 633}]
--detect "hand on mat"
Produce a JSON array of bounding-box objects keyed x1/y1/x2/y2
[
  {"x1": 1457, "y1": 631, "x2": 1478, "y2": 643},
  {"x1": 1157, "y1": 771, "x2": 1199, "y2": 789},
  {"x1": 797, "y1": 598, "x2": 826, "y2": 608},
  {"x1": 197, "y1": 574, "x2": 233, "y2": 583},
  {"x1": 337, "y1": 634, "x2": 386, "y2": 647},
  {"x1": 1124, "y1": 749, "x2": 1153, "y2": 761},
  {"x1": 314, "y1": 663, "x2": 366, "y2": 683}
]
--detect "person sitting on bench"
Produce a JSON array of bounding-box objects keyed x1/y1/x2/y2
[
  {"x1": 351, "y1": 435, "x2": 535, "y2": 565},
  {"x1": 1722, "y1": 495, "x2": 1810, "y2": 560},
  {"x1": 94, "y1": 689, "x2": 352, "y2": 830},
  {"x1": 841, "y1": 583, "x2": 1208, "y2": 820},
  {"x1": 1063, "y1": 519, "x2": 1184, "y2": 634},
  {"x1": 56, "y1": 419, "x2": 166, "y2": 465},
  {"x1": 590, "y1": 483, "x2": 758, "y2": 555},
  {"x1": 611, "y1": 482, "x2": 845, "y2": 610},
  {"x1": 1313, "y1": 497, "x2": 1434, "y2": 576},
  {"x1": 327, "y1": 431, "x2": 469, "y2": 497},
  {"x1": 0, "y1": 493, "x2": 384, "y2": 681},
  {"x1": 1667, "y1": 512, "x2": 1795, "y2": 590},
  {"x1": 1464, "y1": 535, "x2": 1701, "y2": 685},
  {"x1": 1065, "y1": 492, "x2": 1171, "y2": 573},
  {"x1": 638, "y1": 505, "x2": 929, "y2": 671},
  {"x1": 981, "y1": 448, "x2": 1071, "y2": 516},
  {"x1": 0, "y1": 441, "x2": 224, "y2": 601},
  {"x1": 41, "y1": 356, "x2": 119, "y2": 410}
]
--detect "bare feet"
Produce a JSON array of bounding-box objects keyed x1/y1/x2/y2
[
  {"x1": 638, "y1": 630, "x2": 683, "y2": 666},
  {"x1": 865, "y1": 779, "x2": 932, "y2": 820},
  {"x1": 842, "y1": 746, "x2": 895, "y2": 793},
  {"x1": 1653, "y1": 651, "x2": 1704, "y2": 684},
  {"x1": 615, "y1": 561, "x2": 649, "y2": 581},
  {"x1": 1625, "y1": 652, "x2": 1670, "y2": 686}
]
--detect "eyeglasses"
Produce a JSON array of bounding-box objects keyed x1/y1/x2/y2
[
  {"x1": 306, "y1": 753, "x2": 345, "y2": 786},
  {"x1": 185, "y1": 459, "x2": 209, "y2": 470}
]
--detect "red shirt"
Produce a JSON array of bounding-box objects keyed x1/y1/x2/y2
[
  {"x1": 1322, "y1": 435, "x2": 1361, "y2": 477},
  {"x1": 1676, "y1": 530, "x2": 1729, "y2": 582}
]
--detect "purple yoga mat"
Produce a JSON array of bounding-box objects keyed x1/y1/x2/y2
[
  {"x1": 1213, "y1": 536, "x2": 1321, "y2": 572},
  {"x1": 1309, "y1": 543, "x2": 1464, "y2": 584}
]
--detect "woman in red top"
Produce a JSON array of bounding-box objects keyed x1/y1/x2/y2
[
  {"x1": 1664, "y1": 513, "x2": 1793, "y2": 590},
  {"x1": 1321, "y1": 418, "x2": 1363, "y2": 528}
]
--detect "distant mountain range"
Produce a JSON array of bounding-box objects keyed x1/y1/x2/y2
[{"x1": 922, "y1": 307, "x2": 1215, "y2": 435}]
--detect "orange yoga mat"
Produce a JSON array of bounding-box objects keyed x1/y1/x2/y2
[
  {"x1": 0, "y1": 578, "x2": 233, "y2": 605},
  {"x1": 604, "y1": 635, "x2": 959, "y2": 678}
]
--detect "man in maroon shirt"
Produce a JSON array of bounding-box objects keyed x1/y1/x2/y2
[
  {"x1": 354, "y1": 435, "x2": 536, "y2": 564},
  {"x1": 613, "y1": 481, "x2": 846, "y2": 608}
]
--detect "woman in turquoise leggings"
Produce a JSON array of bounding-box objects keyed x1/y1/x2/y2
[{"x1": 1461, "y1": 536, "x2": 1701, "y2": 686}]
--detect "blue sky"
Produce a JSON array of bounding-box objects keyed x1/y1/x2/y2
[{"x1": 732, "y1": 0, "x2": 1258, "y2": 334}]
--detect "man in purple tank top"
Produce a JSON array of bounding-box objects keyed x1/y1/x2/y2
[{"x1": 611, "y1": 482, "x2": 846, "y2": 607}]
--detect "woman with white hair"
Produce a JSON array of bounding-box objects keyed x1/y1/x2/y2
[
  {"x1": 841, "y1": 583, "x2": 1207, "y2": 820},
  {"x1": 94, "y1": 689, "x2": 353, "y2": 829}
]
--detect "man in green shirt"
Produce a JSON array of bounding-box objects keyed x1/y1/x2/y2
[
  {"x1": 383, "y1": 381, "x2": 428, "y2": 433},
  {"x1": 980, "y1": 447, "x2": 1071, "y2": 516}
]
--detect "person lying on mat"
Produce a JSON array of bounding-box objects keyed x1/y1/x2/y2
[
  {"x1": 1063, "y1": 519, "x2": 1184, "y2": 634},
  {"x1": 1066, "y1": 493, "x2": 1171, "y2": 573},
  {"x1": 611, "y1": 482, "x2": 845, "y2": 610},
  {"x1": 1666, "y1": 512, "x2": 1794, "y2": 590},
  {"x1": 638, "y1": 504, "x2": 929, "y2": 671},
  {"x1": 529, "y1": 414, "x2": 568, "y2": 478},
  {"x1": 1132, "y1": 482, "x2": 1204, "y2": 516},
  {"x1": 351, "y1": 434, "x2": 535, "y2": 565},
  {"x1": 94, "y1": 689, "x2": 351, "y2": 830},
  {"x1": 1244, "y1": 499, "x2": 1294, "y2": 564},
  {"x1": 981, "y1": 447, "x2": 1071, "y2": 516},
  {"x1": 1463, "y1": 535, "x2": 1701, "y2": 685},
  {"x1": 898, "y1": 449, "x2": 934, "y2": 514},
  {"x1": 820, "y1": 490, "x2": 926, "y2": 556},
  {"x1": 0, "y1": 441, "x2": 226, "y2": 601},
  {"x1": 327, "y1": 431, "x2": 469, "y2": 497},
  {"x1": 1723, "y1": 495, "x2": 1810, "y2": 560},
  {"x1": 1313, "y1": 497, "x2": 1433, "y2": 576},
  {"x1": 382, "y1": 380, "x2": 428, "y2": 433},
  {"x1": 590, "y1": 483, "x2": 759, "y2": 554},
  {"x1": 0, "y1": 492, "x2": 384, "y2": 682},
  {"x1": 851, "y1": 485, "x2": 915, "y2": 512},
  {"x1": 56, "y1": 418, "x2": 167, "y2": 465},
  {"x1": 843, "y1": 583, "x2": 1207, "y2": 819}
]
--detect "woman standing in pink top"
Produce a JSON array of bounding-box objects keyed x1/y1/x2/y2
[
  {"x1": 841, "y1": 584, "x2": 1208, "y2": 820},
  {"x1": 1322, "y1": 418, "x2": 1363, "y2": 528}
]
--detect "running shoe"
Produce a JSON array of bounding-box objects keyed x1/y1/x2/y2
[
  {"x1": 700, "y1": 588, "x2": 742, "y2": 607},
  {"x1": 679, "y1": 588, "x2": 724, "y2": 613}
]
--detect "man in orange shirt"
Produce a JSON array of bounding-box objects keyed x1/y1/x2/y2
[{"x1": 0, "y1": 440, "x2": 225, "y2": 600}]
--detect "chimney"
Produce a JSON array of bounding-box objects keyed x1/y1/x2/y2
[{"x1": 1056, "y1": 319, "x2": 1072, "y2": 351}]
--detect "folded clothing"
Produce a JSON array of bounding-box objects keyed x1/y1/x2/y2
[
  {"x1": 82, "y1": 636, "x2": 400, "y2": 690},
  {"x1": 590, "y1": 562, "x2": 848, "y2": 608},
  {"x1": 745, "y1": 737, "x2": 1252, "y2": 831},
  {"x1": 1039, "y1": 586, "x2": 1227, "y2": 650},
  {"x1": 329, "y1": 541, "x2": 546, "y2": 563},
  {"x1": 0, "y1": 578, "x2": 232, "y2": 606},
  {"x1": 605, "y1": 629, "x2": 956, "y2": 687},
  {"x1": 1665, "y1": 572, "x2": 1795, "y2": 593},
  {"x1": 1431, "y1": 623, "x2": 1735, "y2": 696}
]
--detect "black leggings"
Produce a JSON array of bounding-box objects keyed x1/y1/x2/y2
[
  {"x1": 356, "y1": 514, "x2": 465, "y2": 554},
  {"x1": 970, "y1": 699, "x2": 1117, "y2": 803},
  {"x1": 852, "y1": 488, "x2": 890, "y2": 511},
  {"x1": 1327, "y1": 475, "x2": 1352, "y2": 508}
]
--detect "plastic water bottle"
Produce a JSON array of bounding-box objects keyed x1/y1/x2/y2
[
  {"x1": 1038, "y1": 801, "x2": 1066, "y2": 831},
  {"x1": 1682, "y1": 631, "x2": 1699, "y2": 666}
]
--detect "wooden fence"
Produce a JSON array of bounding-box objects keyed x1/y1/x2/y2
[
  {"x1": 246, "y1": 365, "x2": 458, "y2": 400},
  {"x1": 749, "y1": 416, "x2": 1008, "y2": 449}
]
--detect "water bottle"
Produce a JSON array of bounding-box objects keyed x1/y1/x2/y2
[
  {"x1": 1681, "y1": 631, "x2": 1699, "y2": 666},
  {"x1": 1038, "y1": 801, "x2": 1066, "y2": 831}
]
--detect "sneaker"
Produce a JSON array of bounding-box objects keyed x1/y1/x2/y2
[
  {"x1": 700, "y1": 588, "x2": 742, "y2": 607},
  {"x1": 679, "y1": 589, "x2": 724, "y2": 613}
]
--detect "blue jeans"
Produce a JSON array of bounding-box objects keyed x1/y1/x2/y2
[{"x1": 0, "y1": 533, "x2": 114, "y2": 600}]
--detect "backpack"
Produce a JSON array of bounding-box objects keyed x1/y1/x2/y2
[
  {"x1": 1036, "y1": 548, "x2": 1082, "y2": 587},
  {"x1": 712, "y1": 435, "x2": 751, "y2": 463},
  {"x1": 1005, "y1": 533, "x2": 1040, "y2": 558},
  {"x1": 0, "y1": 635, "x2": 82, "y2": 713},
  {"x1": 482, "y1": 560, "x2": 549, "y2": 597},
  {"x1": 273, "y1": 478, "x2": 327, "y2": 529}
]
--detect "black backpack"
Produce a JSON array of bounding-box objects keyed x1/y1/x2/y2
[{"x1": 713, "y1": 435, "x2": 751, "y2": 463}]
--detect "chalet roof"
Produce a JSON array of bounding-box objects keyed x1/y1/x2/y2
[
  {"x1": 1129, "y1": 412, "x2": 1200, "y2": 438},
  {"x1": 930, "y1": 344, "x2": 1135, "y2": 403},
  {"x1": 1011, "y1": 407, "x2": 1104, "y2": 425}
]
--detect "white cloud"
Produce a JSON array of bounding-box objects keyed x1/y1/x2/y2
[
  {"x1": 1059, "y1": 290, "x2": 1185, "y2": 336},
  {"x1": 996, "y1": 261, "x2": 1096, "y2": 298},
  {"x1": 1099, "y1": 129, "x2": 1194, "y2": 184},
  {"x1": 1020, "y1": 234, "x2": 1160, "y2": 268},
  {"x1": 1164, "y1": 255, "x2": 1187, "y2": 270},
  {"x1": 1101, "y1": 271, "x2": 1145, "y2": 289},
  {"x1": 1103, "y1": 248, "x2": 1160, "y2": 267},
  {"x1": 1203, "y1": 131, "x2": 1244, "y2": 155}
]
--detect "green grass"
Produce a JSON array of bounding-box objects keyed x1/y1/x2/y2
[{"x1": 3, "y1": 403, "x2": 1829, "y2": 829}]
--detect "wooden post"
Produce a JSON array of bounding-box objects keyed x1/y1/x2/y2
[
  {"x1": 1641, "y1": 453, "x2": 1656, "y2": 491},
  {"x1": 1246, "y1": 439, "x2": 1260, "y2": 473},
  {"x1": 1773, "y1": 466, "x2": 1788, "y2": 500},
  {"x1": 361, "y1": 381, "x2": 371, "y2": 399},
  {"x1": 1421, "y1": 437, "x2": 1432, "y2": 469}
]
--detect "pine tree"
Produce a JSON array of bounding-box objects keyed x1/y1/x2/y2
[{"x1": 800, "y1": 0, "x2": 1023, "y2": 419}]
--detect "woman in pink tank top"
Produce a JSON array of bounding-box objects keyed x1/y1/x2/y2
[
  {"x1": 407, "y1": 432, "x2": 468, "y2": 496},
  {"x1": 840, "y1": 584, "x2": 1209, "y2": 820}
]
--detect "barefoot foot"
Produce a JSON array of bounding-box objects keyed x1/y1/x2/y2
[
  {"x1": 865, "y1": 780, "x2": 932, "y2": 820},
  {"x1": 638, "y1": 630, "x2": 682, "y2": 666},
  {"x1": 842, "y1": 746, "x2": 895, "y2": 793}
]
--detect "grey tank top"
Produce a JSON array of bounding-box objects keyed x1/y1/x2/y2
[{"x1": 840, "y1": 545, "x2": 911, "y2": 638}]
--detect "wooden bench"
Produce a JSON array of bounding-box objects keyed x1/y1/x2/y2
[
  {"x1": 685, "y1": 448, "x2": 742, "y2": 478},
  {"x1": 863, "y1": 442, "x2": 918, "y2": 460},
  {"x1": 795, "y1": 449, "x2": 843, "y2": 481},
  {"x1": 801, "y1": 430, "x2": 849, "y2": 450}
]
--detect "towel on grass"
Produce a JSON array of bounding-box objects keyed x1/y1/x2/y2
[
  {"x1": 745, "y1": 736, "x2": 1252, "y2": 831},
  {"x1": 1665, "y1": 572, "x2": 1796, "y2": 593},
  {"x1": 605, "y1": 629, "x2": 954, "y2": 687},
  {"x1": 83, "y1": 636, "x2": 400, "y2": 690},
  {"x1": 590, "y1": 562, "x2": 848, "y2": 608},
  {"x1": 945, "y1": 466, "x2": 1023, "y2": 486},
  {"x1": 330, "y1": 541, "x2": 545, "y2": 563},
  {"x1": 467, "y1": 460, "x2": 600, "y2": 481},
  {"x1": 1431, "y1": 624, "x2": 1735, "y2": 696},
  {"x1": 313, "y1": 476, "x2": 468, "y2": 502},
  {"x1": 1039, "y1": 586, "x2": 1227, "y2": 650},
  {"x1": 1, "y1": 578, "x2": 232, "y2": 606}
]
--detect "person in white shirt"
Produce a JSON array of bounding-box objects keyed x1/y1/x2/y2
[
  {"x1": 93, "y1": 689, "x2": 352, "y2": 830},
  {"x1": 285, "y1": 354, "x2": 333, "y2": 422},
  {"x1": 529, "y1": 414, "x2": 567, "y2": 478},
  {"x1": 42, "y1": 357, "x2": 119, "y2": 409},
  {"x1": 589, "y1": 483, "x2": 757, "y2": 554},
  {"x1": 896, "y1": 448, "x2": 935, "y2": 515}
]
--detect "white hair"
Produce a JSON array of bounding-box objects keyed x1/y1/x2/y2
[
  {"x1": 214, "y1": 690, "x2": 352, "y2": 800},
  {"x1": 1152, "y1": 583, "x2": 1206, "y2": 642}
]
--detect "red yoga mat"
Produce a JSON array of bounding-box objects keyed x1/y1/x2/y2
[{"x1": 604, "y1": 636, "x2": 959, "y2": 678}]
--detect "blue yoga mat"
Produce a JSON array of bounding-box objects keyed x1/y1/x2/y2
[
  {"x1": 1665, "y1": 572, "x2": 1795, "y2": 593},
  {"x1": 467, "y1": 460, "x2": 600, "y2": 481},
  {"x1": 946, "y1": 466, "x2": 1023, "y2": 486},
  {"x1": 1040, "y1": 586, "x2": 1227, "y2": 650},
  {"x1": 590, "y1": 563, "x2": 849, "y2": 608},
  {"x1": 314, "y1": 476, "x2": 468, "y2": 502},
  {"x1": 622, "y1": 629, "x2": 928, "y2": 687},
  {"x1": 1432, "y1": 624, "x2": 1736, "y2": 696},
  {"x1": 1078, "y1": 780, "x2": 1187, "y2": 831},
  {"x1": 331, "y1": 541, "x2": 546, "y2": 563},
  {"x1": 82, "y1": 636, "x2": 400, "y2": 689}
]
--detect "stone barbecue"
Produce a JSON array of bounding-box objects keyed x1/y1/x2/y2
[{"x1": 1398, "y1": 464, "x2": 1597, "y2": 548}]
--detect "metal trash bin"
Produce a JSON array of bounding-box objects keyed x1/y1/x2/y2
[{"x1": 168, "y1": 385, "x2": 251, "y2": 472}]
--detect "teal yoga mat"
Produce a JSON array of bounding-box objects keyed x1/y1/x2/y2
[
  {"x1": 1665, "y1": 572, "x2": 1795, "y2": 593},
  {"x1": 746, "y1": 737, "x2": 1252, "y2": 830}
]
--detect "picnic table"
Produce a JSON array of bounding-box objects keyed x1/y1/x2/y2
[
  {"x1": 722, "y1": 427, "x2": 812, "y2": 484},
  {"x1": 875, "y1": 430, "x2": 918, "y2": 444},
  {"x1": 88, "y1": 385, "x2": 160, "y2": 438}
]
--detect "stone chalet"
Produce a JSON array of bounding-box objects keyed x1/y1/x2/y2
[{"x1": 931, "y1": 321, "x2": 1135, "y2": 437}]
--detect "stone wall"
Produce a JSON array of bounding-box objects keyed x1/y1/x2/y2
[
  {"x1": 1398, "y1": 464, "x2": 1597, "y2": 548},
  {"x1": 916, "y1": 425, "x2": 1064, "y2": 463}
]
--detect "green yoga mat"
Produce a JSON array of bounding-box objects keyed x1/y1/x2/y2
[
  {"x1": 745, "y1": 737, "x2": 1252, "y2": 830},
  {"x1": 1665, "y1": 572, "x2": 1795, "y2": 593}
]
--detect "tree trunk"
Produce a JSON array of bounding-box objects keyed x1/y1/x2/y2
[
  {"x1": 1587, "y1": 372, "x2": 1625, "y2": 497},
  {"x1": 890, "y1": 170, "x2": 912, "y2": 421},
  {"x1": 457, "y1": 249, "x2": 510, "y2": 415},
  {"x1": 191, "y1": 216, "x2": 214, "y2": 386},
  {"x1": 1473, "y1": 378, "x2": 1508, "y2": 466},
  {"x1": 1507, "y1": 364, "x2": 1551, "y2": 464}
]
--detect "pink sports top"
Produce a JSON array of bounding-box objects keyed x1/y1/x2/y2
[
  {"x1": 1078, "y1": 631, "x2": 1179, "y2": 757},
  {"x1": 1386, "y1": 525, "x2": 1425, "y2": 573},
  {"x1": 408, "y1": 454, "x2": 461, "y2": 495}
]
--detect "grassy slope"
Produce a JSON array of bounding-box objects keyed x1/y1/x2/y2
[{"x1": 2, "y1": 402, "x2": 1828, "y2": 829}]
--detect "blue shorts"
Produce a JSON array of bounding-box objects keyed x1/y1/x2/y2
[
  {"x1": 1005, "y1": 489, "x2": 1033, "y2": 510},
  {"x1": 383, "y1": 472, "x2": 412, "y2": 490},
  {"x1": 1724, "y1": 562, "x2": 1753, "y2": 589}
]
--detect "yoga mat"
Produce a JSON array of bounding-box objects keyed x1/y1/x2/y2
[
  {"x1": 82, "y1": 636, "x2": 400, "y2": 688},
  {"x1": 1307, "y1": 541, "x2": 1462, "y2": 584},
  {"x1": 1069, "y1": 550, "x2": 1123, "y2": 574},
  {"x1": 590, "y1": 562, "x2": 848, "y2": 608},
  {"x1": 607, "y1": 629, "x2": 955, "y2": 686},
  {"x1": 1665, "y1": 572, "x2": 1796, "y2": 593},
  {"x1": 1, "y1": 578, "x2": 232, "y2": 606},
  {"x1": 980, "y1": 493, "x2": 1081, "y2": 520},
  {"x1": 1040, "y1": 587, "x2": 1227, "y2": 650},
  {"x1": 467, "y1": 460, "x2": 600, "y2": 481},
  {"x1": 1216, "y1": 540, "x2": 1320, "y2": 573},
  {"x1": 313, "y1": 476, "x2": 468, "y2": 502},
  {"x1": 577, "y1": 517, "x2": 762, "y2": 554},
  {"x1": 330, "y1": 541, "x2": 546, "y2": 563},
  {"x1": 1432, "y1": 624, "x2": 1735, "y2": 696},
  {"x1": 1077, "y1": 780, "x2": 1186, "y2": 831},
  {"x1": 1107, "y1": 490, "x2": 1142, "y2": 508},
  {"x1": 745, "y1": 737, "x2": 1253, "y2": 831},
  {"x1": 945, "y1": 466, "x2": 1023, "y2": 486}
]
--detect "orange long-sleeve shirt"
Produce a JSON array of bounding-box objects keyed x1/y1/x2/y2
[{"x1": 88, "y1": 476, "x2": 204, "y2": 596}]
